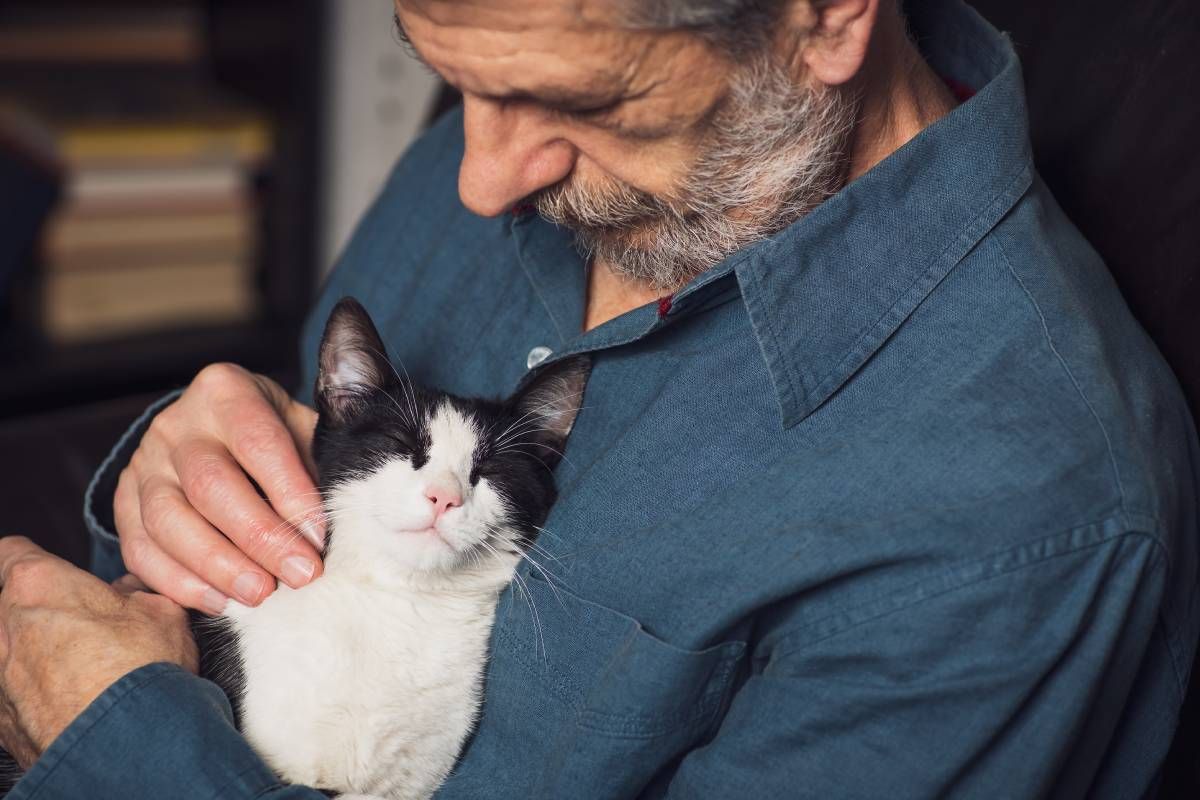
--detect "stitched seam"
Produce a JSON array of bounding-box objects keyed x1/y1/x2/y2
[
  {"x1": 990, "y1": 228, "x2": 1190, "y2": 657},
  {"x1": 993, "y1": 232, "x2": 1128, "y2": 512},
  {"x1": 1158, "y1": 611, "x2": 1188, "y2": 701},
  {"x1": 797, "y1": 163, "x2": 1034, "y2": 423},
  {"x1": 736, "y1": 264, "x2": 798, "y2": 428},
  {"x1": 771, "y1": 518, "x2": 1167, "y2": 662},
  {"x1": 498, "y1": 621, "x2": 742, "y2": 738}
]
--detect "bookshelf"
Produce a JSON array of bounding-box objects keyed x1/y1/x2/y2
[{"x1": 0, "y1": 0, "x2": 324, "y2": 418}]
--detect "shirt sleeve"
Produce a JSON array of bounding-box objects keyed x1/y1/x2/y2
[
  {"x1": 9, "y1": 663, "x2": 327, "y2": 800},
  {"x1": 82, "y1": 390, "x2": 183, "y2": 581},
  {"x1": 663, "y1": 529, "x2": 1173, "y2": 799}
]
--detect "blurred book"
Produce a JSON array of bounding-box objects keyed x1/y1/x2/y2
[
  {"x1": 46, "y1": 203, "x2": 251, "y2": 254},
  {"x1": 43, "y1": 259, "x2": 253, "y2": 342},
  {"x1": 66, "y1": 163, "x2": 250, "y2": 217},
  {"x1": 0, "y1": 83, "x2": 272, "y2": 343},
  {"x1": 0, "y1": 4, "x2": 203, "y2": 65},
  {"x1": 59, "y1": 119, "x2": 270, "y2": 168}
]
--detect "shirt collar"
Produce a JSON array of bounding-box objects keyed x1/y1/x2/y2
[
  {"x1": 512, "y1": 0, "x2": 1033, "y2": 428},
  {"x1": 738, "y1": 0, "x2": 1034, "y2": 428}
]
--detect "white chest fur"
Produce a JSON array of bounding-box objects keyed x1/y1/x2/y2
[{"x1": 224, "y1": 570, "x2": 506, "y2": 799}]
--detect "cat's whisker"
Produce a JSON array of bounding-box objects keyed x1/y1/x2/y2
[
  {"x1": 492, "y1": 425, "x2": 566, "y2": 451},
  {"x1": 495, "y1": 439, "x2": 569, "y2": 461},
  {"x1": 493, "y1": 443, "x2": 575, "y2": 473},
  {"x1": 510, "y1": 535, "x2": 569, "y2": 567},
  {"x1": 508, "y1": 568, "x2": 547, "y2": 664},
  {"x1": 515, "y1": 554, "x2": 568, "y2": 614},
  {"x1": 530, "y1": 524, "x2": 566, "y2": 544}
]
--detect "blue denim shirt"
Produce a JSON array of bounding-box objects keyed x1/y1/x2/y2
[{"x1": 15, "y1": 2, "x2": 1198, "y2": 798}]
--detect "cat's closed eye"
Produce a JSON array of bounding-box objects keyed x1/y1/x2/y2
[{"x1": 388, "y1": 432, "x2": 417, "y2": 450}]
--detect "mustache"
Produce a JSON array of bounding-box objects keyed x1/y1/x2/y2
[{"x1": 530, "y1": 174, "x2": 691, "y2": 232}]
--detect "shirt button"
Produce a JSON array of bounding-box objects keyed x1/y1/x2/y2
[{"x1": 526, "y1": 346, "x2": 552, "y2": 369}]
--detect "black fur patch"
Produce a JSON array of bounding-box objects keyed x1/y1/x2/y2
[{"x1": 190, "y1": 610, "x2": 247, "y2": 729}]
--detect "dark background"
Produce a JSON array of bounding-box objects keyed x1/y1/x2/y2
[{"x1": 0, "y1": 0, "x2": 1197, "y2": 793}]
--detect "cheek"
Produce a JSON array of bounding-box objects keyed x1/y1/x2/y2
[
  {"x1": 470, "y1": 479, "x2": 508, "y2": 523},
  {"x1": 443, "y1": 478, "x2": 508, "y2": 539},
  {"x1": 569, "y1": 138, "x2": 694, "y2": 197}
]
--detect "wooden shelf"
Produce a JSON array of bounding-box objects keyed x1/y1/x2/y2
[{"x1": 0, "y1": 318, "x2": 304, "y2": 417}]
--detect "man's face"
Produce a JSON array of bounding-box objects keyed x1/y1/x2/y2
[{"x1": 395, "y1": 0, "x2": 854, "y2": 289}]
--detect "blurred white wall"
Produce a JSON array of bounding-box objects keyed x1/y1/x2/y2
[{"x1": 320, "y1": 0, "x2": 440, "y2": 279}]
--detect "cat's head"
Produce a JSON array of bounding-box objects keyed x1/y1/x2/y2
[{"x1": 311, "y1": 297, "x2": 589, "y2": 581}]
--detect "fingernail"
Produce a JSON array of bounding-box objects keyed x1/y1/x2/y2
[
  {"x1": 233, "y1": 572, "x2": 268, "y2": 605},
  {"x1": 201, "y1": 588, "x2": 228, "y2": 616},
  {"x1": 281, "y1": 555, "x2": 316, "y2": 588},
  {"x1": 301, "y1": 520, "x2": 325, "y2": 549}
]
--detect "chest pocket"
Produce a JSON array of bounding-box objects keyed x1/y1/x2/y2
[{"x1": 449, "y1": 569, "x2": 745, "y2": 799}]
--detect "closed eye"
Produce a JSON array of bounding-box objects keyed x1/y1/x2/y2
[
  {"x1": 558, "y1": 100, "x2": 623, "y2": 119},
  {"x1": 388, "y1": 432, "x2": 418, "y2": 451}
]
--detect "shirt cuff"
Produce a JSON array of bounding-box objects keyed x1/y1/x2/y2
[
  {"x1": 9, "y1": 663, "x2": 294, "y2": 800},
  {"x1": 83, "y1": 390, "x2": 184, "y2": 581}
]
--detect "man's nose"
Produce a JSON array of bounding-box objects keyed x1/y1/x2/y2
[{"x1": 457, "y1": 94, "x2": 577, "y2": 217}]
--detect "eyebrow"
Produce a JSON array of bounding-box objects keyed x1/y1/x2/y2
[{"x1": 391, "y1": 13, "x2": 628, "y2": 112}]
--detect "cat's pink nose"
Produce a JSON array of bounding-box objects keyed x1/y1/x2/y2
[{"x1": 424, "y1": 485, "x2": 462, "y2": 518}]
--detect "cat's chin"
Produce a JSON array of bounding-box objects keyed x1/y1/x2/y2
[{"x1": 395, "y1": 525, "x2": 451, "y2": 545}]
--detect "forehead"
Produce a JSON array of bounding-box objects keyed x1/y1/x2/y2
[
  {"x1": 394, "y1": 0, "x2": 697, "y2": 99},
  {"x1": 427, "y1": 400, "x2": 483, "y2": 463}
]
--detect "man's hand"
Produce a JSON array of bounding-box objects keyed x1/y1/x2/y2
[
  {"x1": 0, "y1": 537, "x2": 198, "y2": 768},
  {"x1": 115, "y1": 363, "x2": 325, "y2": 613}
]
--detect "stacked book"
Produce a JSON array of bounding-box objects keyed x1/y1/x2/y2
[
  {"x1": 0, "y1": 1, "x2": 272, "y2": 343},
  {"x1": 37, "y1": 111, "x2": 269, "y2": 342}
]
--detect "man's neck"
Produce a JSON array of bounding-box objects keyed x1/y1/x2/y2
[
  {"x1": 584, "y1": 262, "x2": 663, "y2": 331},
  {"x1": 845, "y1": 7, "x2": 958, "y2": 181},
  {"x1": 583, "y1": 15, "x2": 956, "y2": 333}
]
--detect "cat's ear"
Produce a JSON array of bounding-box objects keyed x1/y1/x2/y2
[
  {"x1": 316, "y1": 297, "x2": 393, "y2": 424},
  {"x1": 508, "y1": 355, "x2": 591, "y2": 467}
]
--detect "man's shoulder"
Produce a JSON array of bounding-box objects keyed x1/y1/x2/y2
[
  {"x1": 984, "y1": 176, "x2": 1195, "y2": 516},
  {"x1": 879, "y1": 173, "x2": 1198, "y2": 564}
]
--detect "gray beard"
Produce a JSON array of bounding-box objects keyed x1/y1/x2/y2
[{"x1": 533, "y1": 60, "x2": 858, "y2": 291}]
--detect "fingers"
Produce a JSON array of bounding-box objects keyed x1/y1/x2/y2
[
  {"x1": 0, "y1": 537, "x2": 49, "y2": 586},
  {"x1": 280, "y1": 398, "x2": 321, "y2": 488},
  {"x1": 117, "y1": 363, "x2": 327, "y2": 610},
  {"x1": 215, "y1": 377, "x2": 327, "y2": 550},
  {"x1": 0, "y1": 536, "x2": 112, "y2": 620},
  {"x1": 114, "y1": 472, "x2": 229, "y2": 615},
  {"x1": 169, "y1": 439, "x2": 322, "y2": 594}
]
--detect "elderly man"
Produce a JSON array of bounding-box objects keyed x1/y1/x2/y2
[{"x1": 1, "y1": 0, "x2": 1196, "y2": 797}]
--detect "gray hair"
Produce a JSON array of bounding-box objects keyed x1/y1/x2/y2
[
  {"x1": 620, "y1": 0, "x2": 804, "y2": 54},
  {"x1": 626, "y1": 0, "x2": 783, "y2": 28}
]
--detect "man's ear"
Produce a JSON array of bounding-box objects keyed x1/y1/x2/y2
[
  {"x1": 315, "y1": 297, "x2": 394, "y2": 424},
  {"x1": 507, "y1": 355, "x2": 591, "y2": 469},
  {"x1": 793, "y1": 0, "x2": 879, "y2": 87}
]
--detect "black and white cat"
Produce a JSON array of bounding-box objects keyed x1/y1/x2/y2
[
  {"x1": 0, "y1": 297, "x2": 588, "y2": 799},
  {"x1": 194, "y1": 298, "x2": 589, "y2": 798}
]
